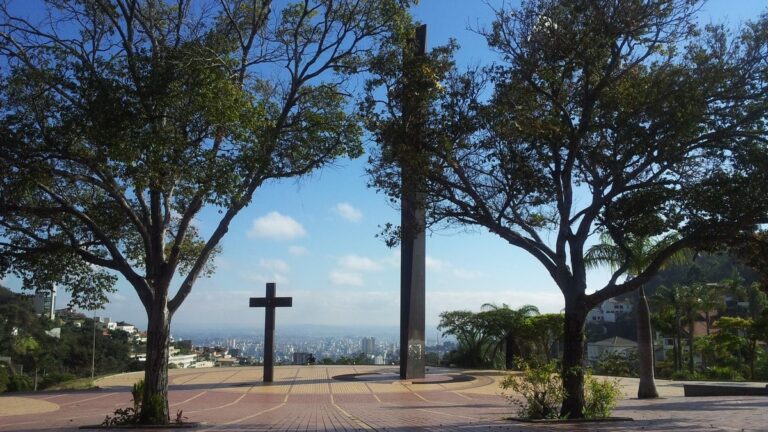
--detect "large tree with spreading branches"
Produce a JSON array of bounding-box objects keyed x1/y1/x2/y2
[
  {"x1": 0, "y1": 0, "x2": 408, "y2": 424},
  {"x1": 365, "y1": 0, "x2": 768, "y2": 417}
]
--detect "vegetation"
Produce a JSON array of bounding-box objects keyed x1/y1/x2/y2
[
  {"x1": 438, "y1": 309, "x2": 563, "y2": 369},
  {"x1": 0, "y1": 286, "x2": 138, "y2": 393},
  {"x1": 501, "y1": 360, "x2": 622, "y2": 419},
  {"x1": 586, "y1": 234, "x2": 688, "y2": 398},
  {"x1": 366, "y1": 0, "x2": 768, "y2": 417},
  {"x1": 0, "y1": 0, "x2": 410, "y2": 424},
  {"x1": 501, "y1": 360, "x2": 565, "y2": 420}
]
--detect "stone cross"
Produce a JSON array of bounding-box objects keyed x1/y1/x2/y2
[{"x1": 249, "y1": 282, "x2": 292, "y2": 382}]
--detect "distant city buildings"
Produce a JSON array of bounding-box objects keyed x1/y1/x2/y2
[
  {"x1": 292, "y1": 352, "x2": 314, "y2": 365},
  {"x1": 361, "y1": 337, "x2": 375, "y2": 355}
]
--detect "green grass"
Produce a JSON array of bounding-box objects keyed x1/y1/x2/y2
[{"x1": 43, "y1": 377, "x2": 98, "y2": 391}]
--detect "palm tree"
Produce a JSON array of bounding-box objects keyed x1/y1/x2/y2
[
  {"x1": 652, "y1": 284, "x2": 695, "y2": 373},
  {"x1": 478, "y1": 303, "x2": 540, "y2": 369},
  {"x1": 586, "y1": 234, "x2": 687, "y2": 398}
]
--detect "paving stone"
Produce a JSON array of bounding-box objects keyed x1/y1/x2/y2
[{"x1": 0, "y1": 365, "x2": 765, "y2": 431}]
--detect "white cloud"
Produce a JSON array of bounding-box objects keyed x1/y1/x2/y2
[
  {"x1": 241, "y1": 272, "x2": 289, "y2": 285},
  {"x1": 247, "y1": 212, "x2": 306, "y2": 240},
  {"x1": 332, "y1": 202, "x2": 363, "y2": 223},
  {"x1": 339, "y1": 254, "x2": 383, "y2": 272},
  {"x1": 426, "y1": 289, "x2": 564, "y2": 321},
  {"x1": 259, "y1": 258, "x2": 290, "y2": 273},
  {"x1": 451, "y1": 268, "x2": 485, "y2": 280},
  {"x1": 329, "y1": 270, "x2": 364, "y2": 287},
  {"x1": 425, "y1": 256, "x2": 447, "y2": 271},
  {"x1": 288, "y1": 246, "x2": 308, "y2": 256}
]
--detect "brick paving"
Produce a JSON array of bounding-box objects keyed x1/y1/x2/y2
[{"x1": 0, "y1": 365, "x2": 766, "y2": 431}]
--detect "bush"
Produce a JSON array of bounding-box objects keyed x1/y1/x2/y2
[
  {"x1": 39, "y1": 372, "x2": 77, "y2": 390},
  {"x1": 0, "y1": 364, "x2": 9, "y2": 393},
  {"x1": 500, "y1": 360, "x2": 564, "y2": 419},
  {"x1": 102, "y1": 380, "x2": 143, "y2": 425},
  {"x1": 592, "y1": 351, "x2": 638, "y2": 378},
  {"x1": 670, "y1": 370, "x2": 705, "y2": 380},
  {"x1": 704, "y1": 366, "x2": 745, "y2": 381},
  {"x1": 7, "y1": 374, "x2": 32, "y2": 392},
  {"x1": 583, "y1": 374, "x2": 622, "y2": 419}
]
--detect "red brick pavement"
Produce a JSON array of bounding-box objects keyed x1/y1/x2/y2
[{"x1": 0, "y1": 366, "x2": 766, "y2": 431}]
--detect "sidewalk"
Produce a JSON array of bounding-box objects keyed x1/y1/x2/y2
[{"x1": 0, "y1": 365, "x2": 765, "y2": 431}]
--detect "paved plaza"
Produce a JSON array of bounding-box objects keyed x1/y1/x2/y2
[{"x1": 0, "y1": 365, "x2": 766, "y2": 431}]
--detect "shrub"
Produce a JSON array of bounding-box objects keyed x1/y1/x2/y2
[
  {"x1": 583, "y1": 374, "x2": 622, "y2": 419},
  {"x1": 670, "y1": 370, "x2": 705, "y2": 381},
  {"x1": 592, "y1": 350, "x2": 638, "y2": 378},
  {"x1": 102, "y1": 380, "x2": 143, "y2": 425},
  {"x1": 500, "y1": 360, "x2": 565, "y2": 419},
  {"x1": 39, "y1": 372, "x2": 77, "y2": 390},
  {"x1": 704, "y1": 366, "x2": 745, "y2": 381},
  {"x1": 7, "y1": 374, "x2": 32, "y2": 392},
  {"x1": 0, "y1": 364, "x2": 9, "y2": 393}
]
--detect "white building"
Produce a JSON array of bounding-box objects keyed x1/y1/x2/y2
[
  {"x1": 33, "y1": 286, "x2": 56, "y2": 320},
  {"x1": 586, "y1": 298, "x2": 633, "y2": 323},
  {"x1": 587, "y1": 336, "x2": 637, "y2": 363},
  {"x1": 169, "y1": 354, "x2": 198, "y2": 368},
  {"x1": 115, "y1": 323, "x2": 137, "y2": 334}
]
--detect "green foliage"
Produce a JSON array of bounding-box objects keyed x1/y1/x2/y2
[
  {"x1": 592, "y1": 351, "x2": 639, "y2": 378},
  {"x1": 438, "y1": 307, "x2": 562, "y2": 369},
  {"x1": 0, "y1": 0, "x2": 409, "y2": 421},
  {"x1": 7, "y1": 374, "x2": 32, "y2": 392},
  {"x1": 502, "y1": 360, "x2": 623, "y2": 420},
  {"x1": 582, "y1": 374, "x2": 622, "y2": 419},
  {"x1": 0, "y1": 364, "x2": 9, "y2": 393},
  {"x1": 102, "y1": 380, "x2": 144, "y2": 426},
  {"x1": 500, "y1": 360, "x2": 565, "y2": 420},
  {"x1": 366, "y1": 0, "x2": 768, "y2": 417},
  {"x1": 670, "y1": 370, "x2": 706, "y2": 381},
  {"x1": 38, "y1": 372, "x2": 77, "y2": 390},
  {"x1": 703, "y1": 366, "x2": 744, "y2": 381}
]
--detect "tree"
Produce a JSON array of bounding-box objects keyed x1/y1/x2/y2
[
  {"x1": 365, "y1": 0, "x2": 768, "y2": 417},
  {"x1": 522, "y1": 313, "x2": 564, "y2": 363},
  {"x1": 586, "y1": 234, "x2": 686, "y2": 398},
  {"x1": 437, "y1": 310, "x2": 493, "y2": 367},
  {"x1": 479, "y1": 303, "x2": 539, "y2": 369},
  {"x1": 712, "y1": 316, "x2": 764, "y2": 379},
  {"x1": 0, "y1": 0, "x2": 408, "y2": 423}
]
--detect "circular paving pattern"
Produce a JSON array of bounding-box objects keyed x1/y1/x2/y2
[{"x1": 332, "y1": 371, "x2": 476, "y2": 384}]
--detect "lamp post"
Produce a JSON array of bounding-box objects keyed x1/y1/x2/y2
[{"x1": 91, "y1": 310, "x2": 96, "y2": 381}]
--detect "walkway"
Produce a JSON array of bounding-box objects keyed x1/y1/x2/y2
[{"x1": 0, "y1": 365, "x2": 766, "y2": 431}]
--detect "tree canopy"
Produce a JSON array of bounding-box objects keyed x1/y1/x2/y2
[
  {"x1": 0, "y1": 0, "x2": 409, "y2": 423},
  {"x1": 366, "y1": 0, "x2": 768, "y2": 417}
]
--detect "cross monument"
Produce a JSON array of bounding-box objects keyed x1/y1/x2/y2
[{"x1": 249, "y1": 282, "x2": 292, "y2": 382}]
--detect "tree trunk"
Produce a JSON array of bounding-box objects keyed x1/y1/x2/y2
[
  {"x1": 687, "y1": 325, "x2": 694, "y2": 374},
  {"x1": 560, "y1": 295, "x2": 587, "y2": 419},
  {"x1": 636, "y1": 286, "x2": 658, "y2": 398},
  {"x1": 674, "y1": 317, "x2": 682, "y2": 372},
  {"x1": 141, "y1": 301, "x2": 172, "y2": 424},
  {"x1": 505, "y1": 333, "x2": 521, "y2": 369}
]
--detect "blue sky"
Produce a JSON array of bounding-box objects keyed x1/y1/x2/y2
[{"x1": 3, "y1": 0, "x2": 766, "y2": 334}]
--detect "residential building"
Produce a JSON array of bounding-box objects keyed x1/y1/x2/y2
[
  {"x1": 586, "y1": 298, "x2": 633, "y2": 323},
  {"x1": 32, "y1": 286, "x2": 56, "y2": 320},
  {"x1": 586, "y1": 336, "x2": 637, "y2": 363}
]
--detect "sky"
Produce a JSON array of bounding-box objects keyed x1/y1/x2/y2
[{"x1": 3, "y1": 0, "x2": 766, "y2": 336}]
